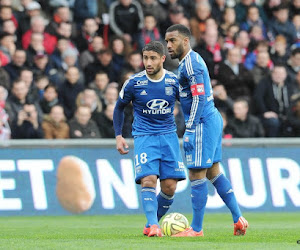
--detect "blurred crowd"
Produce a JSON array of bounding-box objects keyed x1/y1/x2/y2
[{"x1": 0, "y1": 0, "x2": 300, "y2": 140}]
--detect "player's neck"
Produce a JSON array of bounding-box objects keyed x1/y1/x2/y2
[
  {"x1": 179, "y1": 47, "x2": 192, "y2": 61},
  {"x1": 146, "y1": 69, "x2": 164, "y2": 81}
]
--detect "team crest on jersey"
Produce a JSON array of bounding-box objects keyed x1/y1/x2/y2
[
  {"x1": 165, "y1": 86, "x2": 173, "y2": 95},
  {"x1": 189, "y1": 76, "x2": 196, "y2": 85}
]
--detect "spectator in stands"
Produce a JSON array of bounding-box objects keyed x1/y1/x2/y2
[
  {"x1": 160, "y1": 4, "x2": 185, "y2": 36},
  {"x1": 139, "y1": 0, "x2": 167, "y2": 26},
  {"x1": 25, "y1": 32, "x2": 45, "y2": 66},
  {"x1": 103, "y1": 83, "x2": 118, "y2": 108},
  {"x1": 39, "y1": 83, "x2": 60, "y2": 114},
  {"x1": 76, "y1": 88, "x2": 103, "y2": 122},
  {"x1": 286, "y1": 96, "x2": 300, "y2": 136},
  {"x1": 213, "y1": 83, "x2": 234, "y2": 116},
  {"x1": 46, "y1": 5, "x2": 74, "y2": 37},
  {"x1": 73, "y1": 0, "x2": 98, "y2": 27},
  {"x1": 211, "y1": 0, "x2": 226, "y2": 24},
  {"x1": 2, "y1": 19, "x2": 20, "y2": 47},
  {"x1": 69, "y1": 104, "x2": 101, "y2": 138},
  {"x1": 270, "y1": 34, "x2": 289, "y2": 65},
  {"x1": 56, "y1": 47, "x2": 85, "y2": 86},
  {"x1": 0, "y1": 84, "x2": 8, "y2": 109},
  {"x1": 234, "y1": 30, "x2": 251, "y2": 63},
  {"x1": 50, "y1": 37, "x2": 70, "y2": 70},
  {"x1": 109, "y1": 0, "x2": 144, "y2": 45},
  {"x1": 4, "y1": 49, "x2": 26, "y2": 83},
  {"x1": 0, "y1": 5, "x2": 18, "y2": 32},
  {"x1": 137, "y1": 14, "x2": 162, "y2": 51},
  {"x1": 254, "y1": 63, "x2": 294, "y2": 137},
  {"x1": 268, "y1": 3, "x2": 297, "y2": 47},
  {"x1": 85, "y1": 48, "x2": 118, "y2": 84},
  {"x1": 194, "y1": 27, "x2": 223, "y2": 80},
  {"x1": 219, "y1": 7, "x2": 236, "y2": 38},
  {"x1": 89, "y1": 71, "x2": 109, "y2": 105},
  {"x1": 122, "y1": 50, "x2": 143, "y2": 75},
  {"x1": 95, "y1": 102, "x2": 115, "y2": 138},
  {"x1": 286, "y1": 47, "x2": 300, "y2": 81},
  {"x1": 22, "y1": 15, "x2": 57, "y2": 55},
  {"x1": 290, "y1": 0, "x2": 300, "y2": 18},
  {"x1": 75, "y1": 17, "x2": 99, "y2": 53},
  {"x1": 42, "y1": 104, "x2": 69, "y2": 139},
  {"x1": 190, "y1": 1, "x2": 212, "y2": 44},
  {"x1": 223, "y1": 23, "x2": 240, "y2": 51},
  {"x1": 0, "y1": 57, "x2": 10, "y2": 90},
  {"x1": 240, "y1": 5, "x2": 267, "y2": 39},
  {"x1": 0, "y1": 100, "x2": 11, "y2": 140},
  {"x1": 34, "y1": 74, "x2": 49, "y2": 100},
  {"x1": 11, "y1": 102, "x2": 44, "y2": 139},
  {"x1": 18, "y1": 1, "x2": 42, "y2": 37},
  {"x1": 235, "y1": 0, "x2": 267, "y2": 24},
  {"x1": 244, "y1": 39, "x2": 270, "y2": 70},
  {"x1": 217, "y1": 47, "x2": 255, "y2": 101},
  {"x1": 31, "y1": 51, "x2": 60, "y2": 86},
  {"x1": 19, "y1": 68, "x2": 39, "y2": 100},
  {"x1": 251, "y1": 51, "x2": 271, "y2": 85},
  {"x1": 79, "y1": 36, "x2": 104, "y2": 70},
  {"x1": 59, "y1": 66, "x2": 84, "y2": 119},
  {"x1": 292, "y1": 14, "x2": 300, "y2": 46},
  {"x1": 226, "y1": 98, "x2": 265, "y2": 138},
  {"x1": 0, "y1": 31, "x2": 16, "y2": 63}
]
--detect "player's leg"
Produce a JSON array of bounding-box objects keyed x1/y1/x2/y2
[
  {"x1": 158, "y1": 132, "x2": 186, "y2": 222},
  {"x1": 134, "y1": 135, "x2": 162, "y2": 237},
  {"x1": 207, "y1": 112, "x2": 248, "y2": 235},
  {"x1": 173, "y1": 124, "x2": 207, "y2": 237},
  {"x1": 157, "y1": 178, "x2": 177, "y2": 222}
]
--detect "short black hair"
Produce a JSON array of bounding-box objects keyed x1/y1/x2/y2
[
  {"x1": 142, "y1": 41, "x2": 165, "y2": 56},
  {"x1": 166, "y1": 24, "x2": 191, "y2": 39}
]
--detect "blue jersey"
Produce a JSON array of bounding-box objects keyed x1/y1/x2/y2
[
  {"x1": 118, "y1": 69, "x2": 178, "y2": 136},
  {"x1": 178, "y1": 49, "x2": 218, "y2": 130}
]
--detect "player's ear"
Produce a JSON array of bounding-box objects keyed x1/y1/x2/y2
[{"x1": 161, "y1": 55, "x2": 166, "y2": 62}]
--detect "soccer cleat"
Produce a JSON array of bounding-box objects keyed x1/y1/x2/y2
[
  {"x1": 143, "y1": 226, "x2": 150, "y2": 236},
  {"x1": 234, "y1": 216, "x2": 249, "y2": 236},
  {"x1": 172, "y1": 227, "x2": 204, "y2": 237},
  {"x1": 148, "y1": 225, "x2": 162, "y2": 237}
]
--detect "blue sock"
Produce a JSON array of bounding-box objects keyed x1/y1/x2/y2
[
  {"x1": 157, "y1": 191, "x2": 174, "y2": 222},
  {"x1": 190, "y1": 178, "x2": 208, "y2": 232},
  {"x1": 141, "y1": 187, "x2": 159, "y2": 227},
  {"x1": 211, "y1": 173, "x2": 242, "y2": 223}
]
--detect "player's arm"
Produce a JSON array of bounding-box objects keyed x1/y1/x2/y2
[
  {"x1": 113, "y1": 80, "x2": 132, "y2": 154},
  {"x1": 183, "y1": 63, "x2": 205, "y2": 152}
]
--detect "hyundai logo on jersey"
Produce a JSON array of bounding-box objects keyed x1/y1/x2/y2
[{"x1": 143, "y1": 99, "x2": 171, "y2": 114}]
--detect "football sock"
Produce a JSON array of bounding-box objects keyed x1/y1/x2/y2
[
  {"x1": 141, "y1": 187, "x2": 159, "y2": 227},
  {"x1": 157, "y1": 191, "x2": 174, "y2": 222},
  {"x1": 211, "y1": 173, "x2": 242, "y2": 223},
  {"x1": 190, "y1": 178, "x2": 208, "y2": 232}
]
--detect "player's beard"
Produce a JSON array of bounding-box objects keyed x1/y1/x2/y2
[
  {"x1": 147, "y1": 65, "x2": 161, "y2": 76},
  {"x1": 171, "y1": 43, "x2": 184, "y2": 59}
]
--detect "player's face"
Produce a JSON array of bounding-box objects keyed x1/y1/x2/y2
[
  {"x1": 165, "y1": 30, "x2": 185, "y2": 60},
  {"x1": 142, "y1": 50, "x2": 165, "y2": 76}
]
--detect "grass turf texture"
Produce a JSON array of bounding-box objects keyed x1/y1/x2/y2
[{"x1": 0, "y1": 212, "x2": 299, "y2": 249}]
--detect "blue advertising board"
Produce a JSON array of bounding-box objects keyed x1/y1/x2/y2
[{"x1": 0, "y1": 146, "x2": 299, "y2": 215}]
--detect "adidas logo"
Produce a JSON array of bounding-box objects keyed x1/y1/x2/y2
[
  {"x1": 206, "y1": 158, "x2": 212, "y2": 164},
  {"x1": 140, "y1": 90, "x2": 147, "y2": 95},
  {"x1": 226, "y1": 189, "x2": 234, "y2": 194}
]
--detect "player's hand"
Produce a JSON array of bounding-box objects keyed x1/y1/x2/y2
[
  {"x1": 183, "y1": 130, "x2": 195, "y2": 152},
  {"x1": 116, "y1": 135, "x2": 129, "y2": 155}
]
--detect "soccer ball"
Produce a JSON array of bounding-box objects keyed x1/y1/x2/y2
[{"x1": 161, "y1": 213, "x2": 189, "y2": 236}]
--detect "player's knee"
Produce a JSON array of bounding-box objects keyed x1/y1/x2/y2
[
  {"x1": 160, "y1": 179, "x2": 177, "y2": 195},
  {"x1": 141, "y1": 176, "x2": 157, "y2": 188}
]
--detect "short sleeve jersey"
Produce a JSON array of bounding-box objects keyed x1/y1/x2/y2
[
  {"x1": 118, "y1": 69, "x2": 178, "y2": 136},
  {"x1": 178, "y1": 50, "x2": 218, "y2": 128}
]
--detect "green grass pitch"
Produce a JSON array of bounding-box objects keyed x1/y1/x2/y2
[{"x1": 0, "y1": 212, "x2": 299, "y2": 249}]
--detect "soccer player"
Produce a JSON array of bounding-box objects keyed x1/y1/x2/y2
[
  {"x1": 113, "y1": 41, "x2": 186, "y2": 237},
  {"x1": 165, "y1": 24, "x2": 249, "y2": 237}
]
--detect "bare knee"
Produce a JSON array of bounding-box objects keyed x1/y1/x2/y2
[
  {"x1": 141, "y1": 175, "x2": 157, "y2": 188},
  {"x1": 189, "y1": 168, "x2": 207, "y2": 180},
  {"x1": 160, "y1": 179, "x2": 177, "y2": 195},
  {"x1": 206, "y1": 162, "x2": 221, "y2": 180}
]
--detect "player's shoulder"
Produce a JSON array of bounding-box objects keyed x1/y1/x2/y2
[{"x1": 124, "y1": 70, "x2": 147, "y2": 87}]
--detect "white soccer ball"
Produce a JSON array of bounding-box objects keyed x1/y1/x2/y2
[{"x1": 161, "y1": 212, "x2": 189, "y2": 236}]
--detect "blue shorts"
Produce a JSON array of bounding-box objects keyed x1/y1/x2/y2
[
  {"x1": 134, "y1": 132, "x2": 186, "y2": 184},
  {"x1": 185, "y1": 111, "x2": 223, "y2": 169}
]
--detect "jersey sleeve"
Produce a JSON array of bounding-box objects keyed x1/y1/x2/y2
[
  {"x1": 113, "y1": 79, "x2": 134, "y2": 136},
  {"x1": 185, "y1": 57, "x2": 205, "y2": 130}
]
